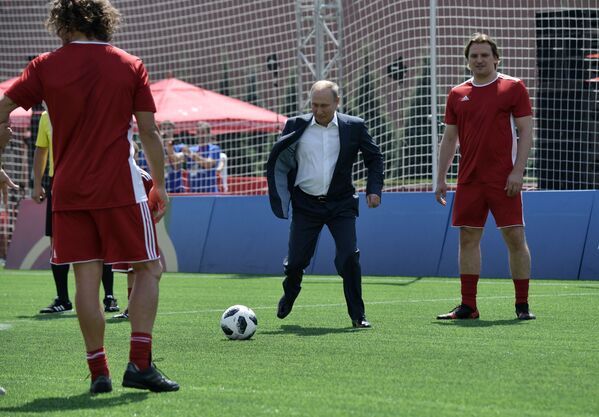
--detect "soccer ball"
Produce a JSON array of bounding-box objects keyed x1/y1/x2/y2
[{"x1": 220, "y1": 305, "x2": 258, "y2": 340}]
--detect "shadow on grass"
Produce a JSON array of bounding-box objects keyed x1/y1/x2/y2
[
  {"x1": 106, "y1": 317, "x2": 129, "y2": 324},
  {"x1": 433, "y1": 319, "x2": 526, "y2": 327},
  {"x1": 262, "y1": 324, "x2": 355, "y2": 336},
  {"x1": 215, "y1": 274, "x2": 280, "y2": 280},
  {"x1": 305, "y1": 277, "x2": 423, "y2": 287},
  {"x1": 0, "y1": 392, "x2": 148, "y2": 413},
  {"x1": 16, "y1": 313, "x2": 77, "y2": 321},
  {"x1": 365, "y1": 277, "x2": 423, "y2": 287}
]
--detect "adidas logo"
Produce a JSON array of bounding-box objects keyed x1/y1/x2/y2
[{"x1": 460, "y1": 95, "x2": 470, "y2": 102}]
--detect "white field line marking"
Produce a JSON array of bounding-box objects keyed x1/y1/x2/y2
[
  {"x1": 0, "y1": 323, "x2": 12, "y2": 331},
  {"x1": 305, "y1": 277, "x2": 599, "y2": 287},
  {"x1": 158, "y1": 292, "x2": 598, "y2": 316},
  {"x1": 3, "y1": 269, "x2": 598, "y2": 287},
  {"x1": 166, "y1": 274, "x2": 599, "y2": 288},
  {"x1": 4, "y1": 291, "x2": 597, "y2": 324}
]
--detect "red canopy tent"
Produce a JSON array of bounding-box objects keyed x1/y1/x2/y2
[
  {"x1": 0, "y1": 77, "x2": 32, "y2": 128},
  {"x1": 149, "y1": 78, "x2": 286, "y2": 134},
  {"x1": 0, "y1": 76, "x2": 288, "y2": 133}
]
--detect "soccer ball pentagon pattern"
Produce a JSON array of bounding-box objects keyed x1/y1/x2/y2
[{"x1": 220, "y1": 305, "x2": 258, "y2": 340}]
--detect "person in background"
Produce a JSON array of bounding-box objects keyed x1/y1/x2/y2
[
  {"x1": 0, "y1": 124, "x2": 18, "y2": 202},
  {"x1": 216, "y1": 151, "x2": 228, "y2": 192},
  {"x1": 184, "y1": 122, "x2": 221, "y2": 193},
  {"x1": 435, "y1": 33, "x2": 535, "y2": 321},
  {"x1": 32, "y1": 109, "x2": 120, "y2": 314},
  {"x1": 112, "y1": 168, "x2": 154, "y2": 320},
  {"x1": 161, "y1": 120, "x2": 186, "y2": 193}
]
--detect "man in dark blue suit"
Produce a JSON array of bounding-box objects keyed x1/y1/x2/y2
[{"x1": 266, "y1": 80, "x2": 384, "y2": 328}]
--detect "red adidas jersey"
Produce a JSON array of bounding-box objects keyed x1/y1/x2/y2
[
  {"x1": 444, "y1": 73, "x2": 532, "y2": 184},
  {"x1": 6, "y1": 41, "x2": 156, "y2": 211}
]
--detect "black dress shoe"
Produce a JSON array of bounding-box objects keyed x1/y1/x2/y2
[
  {"x1": 352, "y1": 318, "x2": 372, "y2": 328},
  {"x1": 277, "y1": 294, "x2": 294, "y2": 319}
]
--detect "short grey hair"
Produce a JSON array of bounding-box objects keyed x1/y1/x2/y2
[{"x1": 310, "y1": 80, "x2": 340, "y2": 100}]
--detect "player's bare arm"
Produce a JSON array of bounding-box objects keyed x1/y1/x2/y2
[
  {"x1": 506, "y1": 115, "x2": 533, "y2": 197},
  {"x1": 435, "y1": 124, "x2": 459, "y2": 206},
  {"x1": 0, "y1": 96, "x2": 17, "y2": 150},
  {"x1": 0, "y1": 122, "x2": 11, "y2": 151},
  {"x1": 0, "y1": 96, "x2": 20, "y2": 202},
  {"x1": 164, "y1": 141, "x2": 184, "y2": 168},
  {"x1": 0, "y1": 169, "x2": 19, "y2": 205},
  {"x1": 32, "y1": 146, "x2": 49, "y2": 203},
  {"x1": 136, "y1": 111, "x2": 168, "y2": 221}
]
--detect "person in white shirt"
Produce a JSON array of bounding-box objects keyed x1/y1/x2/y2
[{"x1": 216, "y1": 151, "x2": 228, "y2": 192}]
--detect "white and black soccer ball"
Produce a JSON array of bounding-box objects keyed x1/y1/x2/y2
[{"x1": 220, "y1": 305, "x2": 257, "y2": 340}]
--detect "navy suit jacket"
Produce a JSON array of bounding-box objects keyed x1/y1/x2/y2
[{"x1": 266, "y1": 112, "x2": 384, "y2": 219}]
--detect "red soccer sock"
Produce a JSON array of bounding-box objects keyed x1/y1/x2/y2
[
  {"x1": 130, "y1": 332, "x2": 152, "y2": 371},
  {"x1": 513, "y1": 279, "x2": 529, "y2": 304},
  {"x1": 87, "y1": 347, "x2": 109, "y2": 380},
  {"x1": 127, "y1": 287, "x2": 132, "y2": 300},
  {"x1": 460, "y1": 274, "x2": 479, "y2": 310}
]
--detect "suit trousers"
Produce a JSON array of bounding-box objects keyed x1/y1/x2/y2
[{"x1": 283, "y1": 188, "x2": 365, "y2": 320}]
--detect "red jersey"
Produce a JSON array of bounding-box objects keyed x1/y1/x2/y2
[
  {"x1": 6, "y1": 41, "x2": 156, "y2": 211},
  {"x1": 444, "y1": 73, "x2": 532, "y2": 184}
]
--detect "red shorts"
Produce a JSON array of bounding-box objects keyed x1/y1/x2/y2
[
  {"x1": 51, "y1": 202, "x2": 159, "y2": 265},
  {"x1": 453, "y1": 182, "x2": 524, "y2": 228}
]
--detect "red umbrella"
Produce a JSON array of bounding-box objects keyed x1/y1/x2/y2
[
  {"x1": 150, "y1": 78, "x2": 286, "y2": 134},
  {"x1": 0, "y1": 77, "x2": 33, "y2": 127}
]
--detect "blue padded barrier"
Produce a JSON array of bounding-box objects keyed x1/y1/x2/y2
[
  {"x1": 167, "y1": 196, "x2": 215, "y2": 272},
  {"x1": 579, "y1": 191, "x2": 599, "y2": 280},
  {"x1": 437, "y1": 191, "x2": 594, "y2": 279},
  {"x1": 9, "y1": 191, "x2": 597, "y2": 279},
  {"x1": 524, "y1": 191, "x2": 593, "y2": 279},
  {"x1": 162, "y1": 191, "x2": 598, "y2": 279},
  {"x1": 310, "y1": 192, "x2": 453, "y2": 276},
  {"x1": 199, "y1": 196, "x2": 289, "y2": 274}
]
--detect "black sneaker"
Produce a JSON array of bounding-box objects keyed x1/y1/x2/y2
[
  {"x1": 39, "y1": 298, "x2": 73, "y2": 314},
  {"x1": 437, "y1": 304, "x2": 480, "y2": 320},
  {"x1": 90, "y1": 375, "x2": 112, "y2": 395},
  {"x1": 112, "y1": 308, "x2": 129, "y2": 319},
  {"x1": 122, "y1": 362, "x2": 179, "y2": 392},
  {"x1": 103, "y1": 296, "x2": 120, "y2": 313},
  {"x1": 515, "y1": 303, "x2": 536, "y2": 320}
]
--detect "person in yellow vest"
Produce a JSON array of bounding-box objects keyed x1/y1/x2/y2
[{"x1": 32, "y1": 110, "x2": 120, "y2": 314}]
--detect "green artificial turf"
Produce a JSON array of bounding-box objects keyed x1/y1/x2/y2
[{"x1": 0, "y1": 270, "x2": 598, "y2": 417}]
